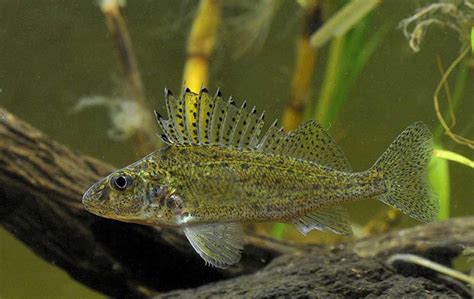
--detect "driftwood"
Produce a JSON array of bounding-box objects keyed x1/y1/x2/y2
[
  {"x1": 160, "y1": 217, "x2": 474, "y2": 298},
  {"x1": 1, "y1": 106, "x2": 473, "y2": 298}
]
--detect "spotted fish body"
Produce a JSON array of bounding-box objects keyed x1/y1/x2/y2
[
  {"x1": 159, "y1": 146, "x2": 382, "y2": 225},
  {"x1": 83, "y1": 88, "x2": 439, "y2": 268}
]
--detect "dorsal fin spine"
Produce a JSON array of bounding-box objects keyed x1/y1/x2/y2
[
  {"x1": 160, "y1": 88, "x2": 179, "y2": 143},
  {"x1": 210, "y1": 93, "x2": 226, "y2": 144},
  {"x1": 218, "y1": 97, "x2": 234, "y2": 145},
  {"x1": 228, "y1": 101, "x2": 247, "y2": 147},
  {"x1": 165, "y1": 91, "x2": 184, "y2": 144},
  {"x1": 184, "y1": 90, "x2": 200, "y2": 144},
  {"x1": 154, "y1": 110, "x2": 174, "y2": 143},
  {"x1": 256, "y1": 119, "x2": 279, "y2": 151},
  {"x1": 159, "y1": 133, "x2": 172, "y2": 144},
  {"x1": 198, "y1": 90, "x2": 211, "y2": 144},
  {"x1": 176, "y1": 95, "x2": 189, "y2": 143},
  {"x1": 248, "y1": 111, "x2": 265, "y2": 148},
  {"x1": 194, "y1": 93, "x2": 202, "y2": 144},
  {"x1": 181, "y1": 92, "x2": 193, "y2": 144},
  {"x1": 236, "y1": 108, "x2": 252, "y2": 148}
]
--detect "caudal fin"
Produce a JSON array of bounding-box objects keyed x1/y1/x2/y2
[{"x1": 372, "y1": 122, "x2": 439, "y2": 222}]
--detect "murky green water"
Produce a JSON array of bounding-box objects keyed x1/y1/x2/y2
[{"x1": 1, "y1": 0, "x2": 473, "y2": 297}]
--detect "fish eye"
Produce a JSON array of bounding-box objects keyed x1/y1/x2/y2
[{"x1": 111, "y1": 175, "x2": 133, "y2": 191}]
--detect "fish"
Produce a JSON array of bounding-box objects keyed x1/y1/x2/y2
[{"x1": 82, "y1": 87, "x2": 439, "y2": 268}]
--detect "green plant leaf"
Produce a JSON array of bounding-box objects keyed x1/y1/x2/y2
[
  {"x1": 471, "y1": 27, "x2": 474, "y2": 55},
  {"x1": 429, "y1": 144, "x2": 451, "y2": 220}
]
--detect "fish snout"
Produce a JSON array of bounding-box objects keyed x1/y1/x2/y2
[
  {"x1": 82, "y1": 185, "x2": 99, "y2": 210},
  {"x1": 82, "y1": 178, "x2": 108, "y2": 209}
]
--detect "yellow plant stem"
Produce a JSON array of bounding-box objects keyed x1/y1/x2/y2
[
  {"x1": 282, "y1": 2, "x2": 319, "y2": 132},
  {"x1": 433, "y1": 149, "x2": 474, "y2": 168},
  {"x1": 429, "y1": 145, "x2": 451, "y2": 220},
  {"x1": 182, "y1": 0, "x2": 222, "y2": 92},
  {"x1": 471, "y1": 27, "x2": 474, "y2": 55},
  {"x1": 315, "y1": 36, "x2": 344, "y2": 125},
  {"x1": 100, "y1": 0, "x2": 155, "y2": 156}
]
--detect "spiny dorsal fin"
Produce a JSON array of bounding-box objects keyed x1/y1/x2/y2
[
  {"x1": 156, "y1": 88, "x2": 351, "y2": 171},
  {"x1": 157, "y1": 88, "x2": 264, "y2": 150},
  {"x1": 165, "y1": 89, "x2": 187, "y2": 144}
]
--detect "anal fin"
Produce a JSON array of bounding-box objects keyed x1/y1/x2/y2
[
  {"x1": 183, "y1": 223, "x2": 244, "y2": 268},
  {"x1": 293, "y1": 205, "x2": 353, "y2": 235}
]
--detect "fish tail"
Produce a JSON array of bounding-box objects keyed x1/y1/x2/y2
[{"x1": 372, "y1": 122, "x2": 439, "y2": 222}]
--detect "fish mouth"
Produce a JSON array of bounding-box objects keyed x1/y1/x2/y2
[
  {"x1": 82, "y1": 189, "x2": 91, "y2": 206},
  {"x1": 81, "y1": 190, "x2": 108, "y2": 218}
]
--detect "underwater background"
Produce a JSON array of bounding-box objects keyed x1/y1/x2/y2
[{"x1": 0, "y1": 0, "x2": 473, "y2": 297}]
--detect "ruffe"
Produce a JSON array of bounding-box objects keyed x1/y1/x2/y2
[{"x1": 83, "y1": 88, "x2": 438, "y2": 268}]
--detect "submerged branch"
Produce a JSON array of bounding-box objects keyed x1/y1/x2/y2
[
  {"x1": 159, "y1": 217, "x2": 474, "y2": 298},
  {"x1": 282, "y1": 1, "x2": 320, "y2": 132}
]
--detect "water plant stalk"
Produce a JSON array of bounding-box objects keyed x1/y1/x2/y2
[
  {"x1": 309, "y1": 0, "x2": 380, "y2": 48},
  {"x1": 182, "y1": 0, "x2": 222, "y2": 92},
  {"x1": 101, "y1": 0, "x2": 155, "y2": 155},
  {"x1": 282, "y1": 1, "x2": 320, "y2": 131}
]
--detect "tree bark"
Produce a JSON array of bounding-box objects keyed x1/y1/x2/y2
[
  {"x1": 159, "y1": 217, "x2": 474, "y2": 298},
  {"x1": 0, "y1": 106, "x2": 472, "y2": 298}
]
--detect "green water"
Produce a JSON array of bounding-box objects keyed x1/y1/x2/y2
[{"x1": 1, "y1": 0, "x2": 473, "y2": 297}]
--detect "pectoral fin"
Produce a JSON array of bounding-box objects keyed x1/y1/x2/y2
[
  {"x1": 293, "y1": 205, "x2": 353, "y2": 235},
  {"x1": 183, "y1": 223, "x2": 244, "y2": 268}
]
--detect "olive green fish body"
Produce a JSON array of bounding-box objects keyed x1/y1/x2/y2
[
  {"x1": 159, "y1": 145, "x2": 385, "y2": 224},
  {"x1": 83, "y1": 88, "x2": 438, "y2": 268}
]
